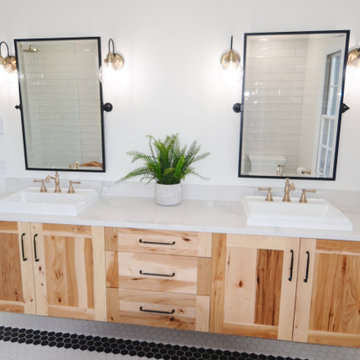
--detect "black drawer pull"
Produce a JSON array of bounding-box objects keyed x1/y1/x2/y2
[
  {"x1": 288, "y1": 249, "x2": 294, "y2": 281},
  {"x1": 33, "y1": 234, "x2": 40, "y2": 262},
  {"x1": 139, "y1": 239, "x2": 176, "y2": 246},
  {"x1": 20, "y1": 233, "x2": 27, "y2": 261},
  {"x1": 139, "y1": 306, "x2": 175, "y2": 315},
  {"x1": 304, "y1": 251, "x2": 310, "y2": 283},
  {"x1": 139, "y1": 270, "x2": 175, "y2": 278}
]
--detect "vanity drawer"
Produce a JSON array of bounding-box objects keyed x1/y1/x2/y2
[
  {"x1": 106, "y1": 252, "x2": 211, "y2": 295},
  {"x1": 105, "y1": 227, "x2": 212, "y2": 257},
  {"x1": 106, "y1": 288, "x2": 209, "y2": 331}
]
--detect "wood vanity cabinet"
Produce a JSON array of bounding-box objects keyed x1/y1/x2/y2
[
  {"x1": 210, "y1": 233, "x2": 300, "y2": 341},
  {"x1": 105, "y1": 227, "x2": 212, "y2": 331},
  {"x1": 211, "y1": 233, "x2": 360, "y2": 348},
  {"x1": 0, "y1": 221, "x2": 106, "y2": 321},
  {"x1": 293, "y1": 238, "x2": 360, "y2": 348},
  {"x1": 0, "y1": 222, "x2": 36, "y2": 314}
]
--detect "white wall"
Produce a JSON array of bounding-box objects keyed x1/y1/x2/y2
[{"x1": 0, "y1": 0, "x2": 360, "y2": 193}]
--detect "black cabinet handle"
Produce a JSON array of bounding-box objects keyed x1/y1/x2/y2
[
  {"x1": 139, "y1": 239, "x2": 176, "y2": 246},
  {"x1": 139, "y1": 306, "x2": 175, "y2": 315},
  {"x1": 288, "y1": 249, "x2": 294, "y2": 281},
  {"x1": 139, "y1": 270, "x2": 175, "y2": 278},
  {"x1": 304, "y1": 251, "x2": 310, "y2": 283},
  {"x1": 33, "y1": 234, "x2": 40, "y2": 262},
  {"x1": 20, "y1": 233, "x2": 27, "y2": 261}
]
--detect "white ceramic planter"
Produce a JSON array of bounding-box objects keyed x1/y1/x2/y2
[{"x1": 155, "y1": 183, "x2": 182, "y2": 206}]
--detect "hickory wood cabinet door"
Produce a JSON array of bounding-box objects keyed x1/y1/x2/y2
[
  {"x1": 210, "y1": 233, "x2": 300, "y2": 340},
  {"x1": 0, "y1": 221, "x2": 36, "y2": 314},
  {"x1": 31, "y1": 223, "x2": 107, "y2": 321},
  {"x1": 293, "y1": 238, "x2": 360, "y2": 348}
]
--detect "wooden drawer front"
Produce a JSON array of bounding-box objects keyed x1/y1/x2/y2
[
  {"x1": 105, "y1": 228, "x2": 212, "y2": 257},
  {"x1": 106, "y1": 252, "x2": 198, "y2": 294},
  {"x1": 107, "y1": 288, "x2": 209, "y2": 331}
]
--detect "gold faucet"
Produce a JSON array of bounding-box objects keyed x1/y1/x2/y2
[
  {"x1": 282, "y1": 178, "x2": 295, "y2": 202},
  {"x1": 46, "y1": 171, "x2": 61, "y2": 193}
]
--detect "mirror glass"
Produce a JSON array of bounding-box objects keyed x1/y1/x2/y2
[
  {"x1": 239, "y1": 31, "x2": 349, "y2": 179},
  {"x1": 15, "y1": 37, "x2": 105, "y2": 172}
]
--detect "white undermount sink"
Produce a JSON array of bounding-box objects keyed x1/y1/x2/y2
[
  {"x1": 242, "y1": 196, "x2": 353, "y2": 231},
  {"x1": 0, "y1": 187, "x2": 98, "y2": 216}
]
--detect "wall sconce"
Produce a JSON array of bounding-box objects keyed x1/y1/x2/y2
[
  {"x1": 348, "y1": 48, "x2": 360, "y2": 67},
  {"x1": 104, "y1": 38, "x2": 124, "y2": 70},
  {"x1": 220, "y1": 35, "x2": 240, "y2": 69},
  {"x1": 0, "y1": 41, "x2": 17, "y2": 73}
]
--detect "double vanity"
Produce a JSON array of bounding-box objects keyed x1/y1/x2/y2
[{"x1": 0, "y1": 177, "x2": 359, "y2": 349}]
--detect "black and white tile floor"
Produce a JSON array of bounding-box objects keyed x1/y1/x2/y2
[{"x1": 0, "y1": 313, "x2": 359, "y2": 360}]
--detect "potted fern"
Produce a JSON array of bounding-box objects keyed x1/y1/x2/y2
[{"x1": 122, "y1": 134, "x2": 210, "y2": 206}]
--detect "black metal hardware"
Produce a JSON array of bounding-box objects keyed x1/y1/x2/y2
[
  {"x1": 139, "y1": 239, "x2": 176, "y2": 246},
  {"x1": 341, "y1": 103, "x2": 350, "y2": 114},
  {"x1": 288, "y1": 249, "x2": 294, "y2": 281},
  {"x1": 20, "y1": 233, "x2": 27, "y2": 261},
  {"x1": 103, "y1": 102, "x2": 113, "y2": 112},
  {"x1": 15, "y1": 104, "x2": 22, "y2": 110},
  {"x1": 233, "y1": 103, "x2": 242, "y2": 113},
  {"x1": 33, "y1": 234, "x2": 40, "y2": 262},
  {"x1": 139, "y1": 306, "x2": 175, "y2": 315},
  {"x1": 139, "y1": 270, "x2": 175, "y2": 278},
  {"x1": 304, "y1": 251, "x2": 310, "y2": 283}
]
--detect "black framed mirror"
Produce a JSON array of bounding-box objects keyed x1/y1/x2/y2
[
  {"x1": 238, "y1": 30, "x2": 350, "y2": 180},
  {"x1": 14, "y1": 37, "x2": 106, "y2": 172}
]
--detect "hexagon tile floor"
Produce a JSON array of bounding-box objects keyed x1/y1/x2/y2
[{"x1": 0, "y1": 313, "x2": 359, "y2": 360}]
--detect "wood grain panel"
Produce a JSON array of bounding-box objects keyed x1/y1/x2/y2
[
  {"x1": 105, "y1": 227, "x2": 211, "y2": 257},
  {"x1": 210, "y1": 233, "x2": 299, "y2": 341},
  {"x1": 0, "y1": 221, "x2": 18, "y2": 232},
  {"x1": 220, "y1": 323, "x2": 278, "y2": 339},
  {"x1": 223, "y1": 247, "x2": 257, "y2": 324},
  {"x1": 107, "y1": 288, "x2": 203, "y2": 330},
  {"x1": 0, "y1": 233, "x2": 24, "y2": 302},
  {"x1": 309, "y1": 253, "x2": 360, "y2": 334},
  {"x1": 210, "y1": 233, "x2": 227, "y2": 333},
  {"x1": 293, "y1": 238, "x2": 317, "y2": 343},
  {"x1": 226, "y1": 234, "x2": 296, "y2": 251},
  {"x1": 316, "y1": 239, "x2": 360, "y2": 254},
  {"x1": 47, "y1": 305, "x2": 95, "y2": 320},
  {"x1": 33, "y1": 223, "x2": 97, "y2": 319},
  {"x1": 0, "y1": 300, "x2": 24, "y2": 313},
  {"x1": 197, "y1": 258, "x2": 212, "y2": 296},
  {"x1": 92, "y1": 226, "x2": 107, "y2": 321},
  {"x1": 307, "y1": 330, "x2": 360, "y2": 348},
  {"x1": 196, "y1": 295, "x2": 210, "y2": 332},
  {"x1": 42, "y1": 224, "x2": 92, "y2": 238},
  {"x1": 106, "y1": 251, "x2": 198, "y2": 294},
  {"x1": 255, "y1": 249, "x2": 283, "y2": 326}
]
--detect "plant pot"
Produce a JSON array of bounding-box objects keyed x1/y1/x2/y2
[{"x1": 155, "y1": 183, "x2": 182, "y2": 206}]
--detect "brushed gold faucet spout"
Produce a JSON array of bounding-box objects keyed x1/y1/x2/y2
[
  {"x1": 282, "y1": 178, "x2": 295, "y2": 202},
  {"x1": 46, "y1": 171, "x2": 61, "y2": 193}
]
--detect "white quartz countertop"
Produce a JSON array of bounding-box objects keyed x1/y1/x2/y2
[{"x1": 0, "y1": 194, "x2": 360, "y2": 241}]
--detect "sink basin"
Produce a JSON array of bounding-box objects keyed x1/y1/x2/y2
[
  {"x1": 0, "y1": 187, "x2": 98, "y2": 216},
  {"x1": 242, "y1": 196, "x2": 353, "y2": 231}
]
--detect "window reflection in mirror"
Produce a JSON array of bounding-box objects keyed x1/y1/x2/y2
[
  {"x1": 15, "y1": 37, "x2": 105, "y2": 172},
  {"x1": 239, "y1": 31, "x2": 349, "y2": 180}
]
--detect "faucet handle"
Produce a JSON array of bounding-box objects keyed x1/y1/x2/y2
[
  {"x1": 299, "y1": 189, "x2": 316, "y2": 203},
  {"x1": 258, "y1": 187, "x2": 273, "y2": 202},
  {"x1": 68, "y1": 180, "x2": 81, "y2": 194},
  {"x1": 33, "y1": 179, "x2": 47, "y2": 193}
]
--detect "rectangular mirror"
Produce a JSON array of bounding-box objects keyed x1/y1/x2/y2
[
  {"x1": 15, "y1": 37, "x2": 105, "y2": 172},
  {"x1": 239, "y1": 30, "x2": 349, "y2": 180}
]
